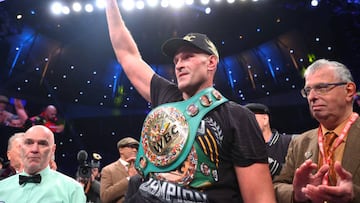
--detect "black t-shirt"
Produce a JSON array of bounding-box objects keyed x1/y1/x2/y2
[{"x1": 147, "y1": 74, "x2": 268, "y2": 203}]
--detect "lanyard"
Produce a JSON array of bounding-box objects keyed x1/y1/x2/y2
[{"x1": 317, "y1": 112, "x2": 358, "y2": 184}]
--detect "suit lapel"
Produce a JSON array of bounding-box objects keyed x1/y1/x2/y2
[
  {"x1": 342, "y1": 118, "x2": 360, "y2": 174},
  {"x1": 307, "y1": 132, "x2": 319, "y2": 164},
  {"x1": 115, "y1": 160, "x2": 128, "y2": 176}
]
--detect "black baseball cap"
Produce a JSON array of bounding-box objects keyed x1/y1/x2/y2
[
  {"x1": 244, "y1": 103, "x2": 270, "y2": 115},
  {"x1": 161, "y1": 33, "x2": 219, "y2": 58}
]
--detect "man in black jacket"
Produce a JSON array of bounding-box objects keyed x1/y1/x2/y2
[{"x1": 245, "y1": 103, "x2": 294, "y2": 179}]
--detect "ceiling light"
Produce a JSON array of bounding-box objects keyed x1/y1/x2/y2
[
  {"x1": 95, "y1": 0, "x2": 106, "y2": 9},
  {"x1": 311, "y1": 0, "x2": 319, "y2": 7},
  {"x1": 122, "y1": 0, "x2": 135, "y2": 11},
  {"x1": 62, "y1": 6, "x2": 70, "y2": 14},
  {"x1": 147, "y1": 0, "x2": 158, "y2": 7},
  {"x1": 136, "y1": 0, "x2": 145, "y2": 9},
  {"x1": 169, "y1": 0, "x2": 184, "y2": 8},
  {"x1": 84, "y1": 4, "x2": 94, "y2": 12},
  {"x1": 205, "y1": 7, "x2": 211, "y2": 14},
  {"x1": 51, "y1": 2, "x2": 63, "y2": 15},
  {"x1": 200, "y1": 0, "x2": 209, "y2": 5},
  {"x1": 185, "y1": 0, "x2": 194, "y2": 5},
  {"x1": 161, "y1": 0, "x2": 169, "y2": 8},
  {"x1": 72, "y1": 2, "x2": 82, "y2": 12}
]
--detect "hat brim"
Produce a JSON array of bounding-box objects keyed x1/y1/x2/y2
[
  {"x1": 161, "y1": 38, "x2": 212, "y2": 58},
  {"x1": 244, "y1": 103, "x2": 270, "y2": 115},
  {"x1": 118, "y1": 143, "x2": 139, "y2": 149},
  {"x1": 250, "y1": 109, "x2": 269, "y2": 115}
]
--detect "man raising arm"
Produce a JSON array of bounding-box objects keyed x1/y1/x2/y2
[
  {"x1": 106, "y1": 0, "x2": 154, "y2": 102},
  {"x1": 105, "y1": 1, "x2": 276, "y2": 202}
]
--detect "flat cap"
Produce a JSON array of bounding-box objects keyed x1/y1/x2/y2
[
  {"x1": 244, "y1": 103, "x2": 270, "y2": 115},
  {"x1": 117, "y1": 137, "x2": 139, "y2": 149}
]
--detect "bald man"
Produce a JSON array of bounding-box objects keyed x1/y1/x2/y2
[
  {"x1": 29, "y1": 105, "x2": 65, "y2": 133},
  {"x1": 0, "y1": 125, "x2": 85, "y2": 202}
]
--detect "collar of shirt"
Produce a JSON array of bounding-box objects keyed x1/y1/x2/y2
[
  {"x1": 321, "y1": 115, "x2": 351, "y2": 141},
  {"x1": 19, "y1": 166, "x2": 50, "y2": 178},
  {"x1": 119, "y1": 158, "x2": 129, "y2": 167},
  {"x1": 268, "y1": 130, "x2": 280, "y2": 146}
]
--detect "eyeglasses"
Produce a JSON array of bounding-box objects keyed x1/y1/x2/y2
[{"x1": 300, "y1": 82, "x2": 347, "y2": 98}]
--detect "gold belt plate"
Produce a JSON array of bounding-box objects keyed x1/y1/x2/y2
[{"x1": 142, "y1": 107, "x2": 189, "y2": 166}]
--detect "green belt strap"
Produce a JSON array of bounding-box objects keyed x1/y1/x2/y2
[{"x1": 136, "y1": 87, "x2": 228, "y2": 176}]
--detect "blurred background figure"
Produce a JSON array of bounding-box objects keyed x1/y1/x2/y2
[
  {"x1": 91, "y1": 153, "x2": 102, "y2": 181},
  {"x1": 353, "y1": 92, "x2": 360, "y2": 114},
  {"x1": 0, "y1": 157, "x2": 4, "y2": 169},
  {"x1": 0, "y1": 132, "x2": 24, "y2": 180},
  {"x1": 75, "y1": 150, "x2": 102, "y2": 203},
  {"x1": 245, "y1": 103, "x2": 294, "y2": 179},
  {"x1": 76, "y1": 171, "x2": 101, "y2": 203},
  {"x1": 0, "y1": 95, "x2": 26, "y2": 128},
  {"x1": 28, "y1": 105, "x2": 65, "y2": 133},
  {"x1": 49, "y1": 155, "x2": 57, "y2": 170}
]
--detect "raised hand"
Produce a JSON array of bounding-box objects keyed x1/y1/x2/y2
[
  {"x1": 293, "y1": 159, "x2": 328, "y2": 202},
  {"x1": 302, "y1": 161, "x2": 354, "y2": 203}
]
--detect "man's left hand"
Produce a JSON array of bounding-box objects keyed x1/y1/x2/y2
[{"x1": 302, "y1": 161, "x2": 354, "y2": 203}]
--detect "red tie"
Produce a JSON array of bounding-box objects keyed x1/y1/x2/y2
[{"x1": 324, "y1": 132, "x2": 338, "y2": 186}]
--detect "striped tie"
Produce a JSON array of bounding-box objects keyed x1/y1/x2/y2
[{"x1": 324, "y1": 131, "x2": 337, "y2": 186}]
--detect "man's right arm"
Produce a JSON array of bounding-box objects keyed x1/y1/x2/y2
[
  {"x1": 105, "y1": 0, "x2": 155, "y2": 102},
  {"x1": 14, "y1": 98, "x2": 28, "y2": 125},
  {"x1": 235, "y1": 163, "x2": 276, "y2": 203}
]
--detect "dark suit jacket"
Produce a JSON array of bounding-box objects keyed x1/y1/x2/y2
[
  {"x1": 86, "y1": 179, "x2": 101, "y2": 203},
  {"x1": 100, "y1": 160, "x2": 129, "y2": 203},
  {"x1": 0, "y1": 165, "x2": 16, "y2": 180},
  {"x1": 273, "y1": 117, "x2": 360, "y2": 203}
]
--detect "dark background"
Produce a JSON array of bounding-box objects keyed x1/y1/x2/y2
[{"x1": 0, "y1": 0, "x2": 359, "y2": 176}]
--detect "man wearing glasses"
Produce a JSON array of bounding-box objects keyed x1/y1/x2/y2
[{"x1": 274, "y1": 59, "x2": 360, "y2": 203}]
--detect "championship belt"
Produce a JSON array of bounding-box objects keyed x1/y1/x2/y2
[{"x1": 135, "y1": 87, "x2": 228, "y2": 188}]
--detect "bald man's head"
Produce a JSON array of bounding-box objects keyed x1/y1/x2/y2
[
  {"x1": 21, "y1": 125, "x2": 56, "y2": 175},
  {"x1": 43, "y1": 105, "x2": 58, "y2": 121}
]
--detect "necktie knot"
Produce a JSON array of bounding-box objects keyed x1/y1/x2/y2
[
  {"x1": 324, "y1": 132, "x2": 337, "y2": 151},
  {"x1": 19, "y1": 174, "x2": 42, "y2": 185}
]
